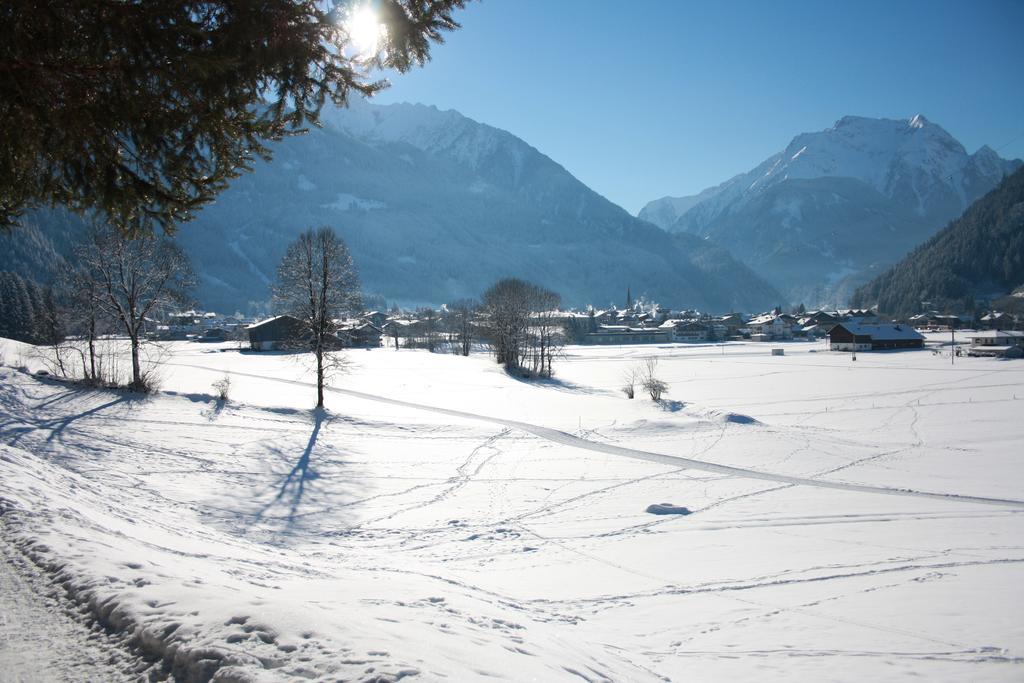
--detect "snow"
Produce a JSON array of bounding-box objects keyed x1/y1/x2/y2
[
  {"x1": 1, "y1": 337, "x2": 1023, "y2": 681},
  {"x1": 0, "y1": 530, "x2": 147, "y2": 681}
]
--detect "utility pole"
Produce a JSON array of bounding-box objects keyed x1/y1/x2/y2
[{"x1": 951, "y1": 326, "x2": 955, "y2": 365}]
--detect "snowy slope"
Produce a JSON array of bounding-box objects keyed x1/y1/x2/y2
[
  {"x1": 2, "y1": 337, "x2": 1024, "y2": 681},
  {"x1": 639, "y1": 116, "x2": 1021, "y2": 306}
]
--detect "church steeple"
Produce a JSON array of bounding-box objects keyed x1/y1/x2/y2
[{"x1": 626, "y1": 285, "x2": 632, "y2": 309}]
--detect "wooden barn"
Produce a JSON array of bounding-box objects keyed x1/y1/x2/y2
[
  {"x1": 247, "y1": 315, "x2": 307, "y2": 351},
  {"x1": 828, "y1": 323, "x2": 924, "y2": 351}
]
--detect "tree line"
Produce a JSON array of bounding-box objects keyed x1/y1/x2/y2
[
  {"x1": 0, "y1": 270, "x2": 61, "y2": 346},
  {"x1": 2, "y1": 222, "x2": 581, "y2": 403}
]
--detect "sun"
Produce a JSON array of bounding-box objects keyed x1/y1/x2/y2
[{"x1": 346, "y1": 4, "x2": 383, "y2": 58}]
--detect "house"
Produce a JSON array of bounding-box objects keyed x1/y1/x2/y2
[
  {"x1": 659, "y1": 319, "x2": 711, "y2": 343},
  {"x1": 839, "y1": 308, "x2": 880, "y2": 323},
  {"x1": 909, "y1": 312, "x2": 964, "y2": 331},
  {"x1": 247, "y1": 315, "x2": 307, "y2": 351},
  {"x1": 798, "y1": 310, "x2": 841, "y2": 332},
  {"x1": 979, "y1": 311, "x2": 1016, "y2": 330},
  {"x1": 828, "y1": 322, "x2": 924, "y2": 351},
  {"x1": 800, "y1": 324, "x2": 828, "y2": 339},
  {"x1": 583, "y1": 325, "x2": 670, "y2": 345},
  {"x1": 337, "y1": 320, "x2": 383, "y2": 348},
  {"x1": 747, "y1": 313, "x2": 793, "y2": 341},
  {"x1": 381, "y1": 318, "x2": 416, "y2": 348},
  {"x1": 715, "y1": 313, "x2": 746, "y2": 337},
  {"x1": 966, "y1": 330, "x2": 1024, "y2": 358},
  {"x1": 362, "y1": 311, "x2": 388, "y2": 329}
]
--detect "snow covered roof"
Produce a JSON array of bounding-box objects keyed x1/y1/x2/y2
[
  {"x1": 834, "y1": 322, "x2": 924, "y2": 341},
  {"x1": 247, "y1": 315, "x2": 289, "y2": 329},
  {"x1": 748, "y1": 314, "x2": 789, "y2": 326},
  {"x1": 967, "y1": 330, "x2": 1024, "y2": 340},
  {"x1": 659, "y1": 319, "x2": 706, "y2": 328}
]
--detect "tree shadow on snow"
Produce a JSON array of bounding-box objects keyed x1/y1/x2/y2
[
  {"x1": 0, "y1": 387, "x2": 145, "y2": 452},
  {"x1": 252, "y1": 409, "x2": 350, "y2": 534},
  {"x1": 508, "y1": 372, "x2": 607, "y2": 396}
]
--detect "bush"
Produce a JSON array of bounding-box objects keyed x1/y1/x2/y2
[
  {"x1": 640, "y1": 357, "x2": 668, "y2": 401},
  {"x1": 621, "y1": 367, "x2": 637, "y2": 399},
  {"x1": 213, "y1": 375, "x2": 232, "y2": 402},
  {"x1": 643, "y1": 377, "x2": 668, "y2": 401},
  {"x1": 133, "y1": 368, "x2": 162, "y2": 393}
]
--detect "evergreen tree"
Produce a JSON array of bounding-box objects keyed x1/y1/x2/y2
[
  {"x1": 0, "y1": 271, "x2": 37, "y2": 343},
  {"x1": 0, "y1": 272, "x2": 10, "y2": 340},
  {"x1": 39, "y1": 285, "x2": 63, "y2": 346},
  {"x1": 1, "y1": 1, "x2": 465, "y2": 236},
  {"x1": 24, "y1": 277, "x2": 45, "y2": 343}
]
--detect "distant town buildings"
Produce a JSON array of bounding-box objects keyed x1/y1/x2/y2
[
  {"x1": 153, "y1": 296, "x2": 1022, "y2": 359},
  {"x1": 966, "y1": 330, "x2": 1024, "y2": 358}
]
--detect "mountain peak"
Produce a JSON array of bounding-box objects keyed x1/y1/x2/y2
[
  {"x1": 639, "y1": 113, "x2": 1021, "y2": 307},
  {"x1": 974, "y1": 144, "x2": 998, "y2": 158}
]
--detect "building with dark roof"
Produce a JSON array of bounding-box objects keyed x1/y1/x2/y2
[{"x1": 828, "y1": 323, "x2": 924, "y2": 351}]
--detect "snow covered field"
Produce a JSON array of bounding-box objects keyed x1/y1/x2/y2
[{"x1": 1, "y1": 337, "x2": 1023, "y2": 681}]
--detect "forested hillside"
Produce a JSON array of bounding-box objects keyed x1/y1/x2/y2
[{"x1": 851, "y1": 166, "x2": 1024, "y2": 317}]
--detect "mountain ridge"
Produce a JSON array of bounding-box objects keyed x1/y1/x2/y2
[
  {"x1": 639, "y1": 115, "x2": 1020, "y2": 306},
  {"x1": 2, "y1": 98, "x2": 784, "y2": 314}
]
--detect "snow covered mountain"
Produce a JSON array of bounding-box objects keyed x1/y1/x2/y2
[
  {"x1": 639, "y1": 115, "x2": 1021, "y2": 306},
  {"x1": 7, "y1": 98, "x2": 782, "y2": 313}
]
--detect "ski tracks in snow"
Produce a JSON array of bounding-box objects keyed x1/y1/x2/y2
[{"x1": 169, "y1": 362, "x2": 1024, "y2": 509}]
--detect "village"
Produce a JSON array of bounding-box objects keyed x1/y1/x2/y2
[{"x1": 153, "y1": 296, "x2": 1024, "y2": 360}]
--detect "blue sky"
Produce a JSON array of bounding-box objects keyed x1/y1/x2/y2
[{"x1": 372, "y1": 0, "x2": 1024, "y2": 214}]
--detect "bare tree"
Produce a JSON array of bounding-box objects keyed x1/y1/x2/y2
[
  {"x1": 418, "y1": 307, "x2": 440, "y2": 352},
  {"x1": 388, "y1": 320, "x2": 403, "y2": 350},
  {"x1": 76, "y1": 226, "x2": 194, "y2": 391},
  {"x1": 528, "y1": 290, "x2": 564, "y2": 379},
  {"x1": 480, "y1": 278, "x2": 562, "y2": 378},
  {"x1": 447, "y1": 298, "x2": 477, "y2": 356},
  {"x1": 481, "y1": 278, "x2": 534, "y2": 373},
  {"x1": 274, "y1": 227, "x2": 361, "y2": 409},
  {"x1": 59, "y1": 264, "x2": 113, "y2": 384}
]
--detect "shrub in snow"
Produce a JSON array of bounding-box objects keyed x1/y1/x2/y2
[
  {"x1": 135, "y1": 369, "x2": 161, "y2": 393},
  {"x1": 213, "y1": 375, "x2": 232, "y2": 402},
  {"x1": 644, "y1": 377, "x2": 668, "y2": 401},
  {"x1": 621, "y1": 367, "x2": 637, "y2": 399},
  {"x1": 639, "y1": 357, "x2": 668, "y2": 401}
]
